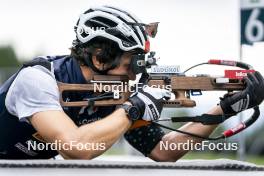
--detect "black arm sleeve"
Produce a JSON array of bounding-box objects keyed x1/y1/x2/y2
[{"x1": 124, "y1": 123, "x2": 165, "y2": 156}]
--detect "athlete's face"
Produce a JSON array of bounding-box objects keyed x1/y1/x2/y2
[{"x1": 107, "y1": 52, "x2": 136, "y2": 80}]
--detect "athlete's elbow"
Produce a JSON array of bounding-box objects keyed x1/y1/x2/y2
[{"x1": 55, "y1": 132, "x2": 94, "y2": 160}]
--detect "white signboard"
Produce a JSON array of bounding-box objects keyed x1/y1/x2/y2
[{"x1": 241, "y1": 0, "x2": 264, "y2": 44}]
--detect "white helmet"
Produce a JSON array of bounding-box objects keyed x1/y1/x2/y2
[{"x1": 73, "y1": 5, "x2": 150, "y2": 53}]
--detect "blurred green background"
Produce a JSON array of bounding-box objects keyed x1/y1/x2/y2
[{"x1": 0, "y1": 46, "x2": 22, "y2": 83}]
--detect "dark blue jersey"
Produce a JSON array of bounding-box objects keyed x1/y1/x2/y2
[{"x1": 0, "y1": 56, "x2": 115, "y2": 159}]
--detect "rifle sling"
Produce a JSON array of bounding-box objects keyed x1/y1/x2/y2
[{"x1": 170, "y1": 114, "x2": 228, "y2": 125}]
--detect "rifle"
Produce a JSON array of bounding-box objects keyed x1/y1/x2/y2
[
  {"x1": 58, "y1": 73, "x2": 246, "y2": 107},
  {"x1": 57, "y1": 59, "x2": 260, "y2": 140}
]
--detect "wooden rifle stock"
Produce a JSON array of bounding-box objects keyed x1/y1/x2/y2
[{"x1": 58, "y1": 75, "x2": 245, "y2": 108}]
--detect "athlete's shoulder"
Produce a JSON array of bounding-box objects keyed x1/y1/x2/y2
[{"x1": 32, "y1": 55, "x2": 71, "y2": 62}]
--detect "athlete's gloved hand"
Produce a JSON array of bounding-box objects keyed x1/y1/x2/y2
[
  {"x1": 220, "y1": 71, "x2": 264, "y2": 116},
  {"x1": 128, "y1": 86, "x2": 171, "y2": 121}
]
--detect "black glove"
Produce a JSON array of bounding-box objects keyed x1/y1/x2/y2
[
  {"x1": 220, "y1": 71, "x2": 264, "y2": 116},
  {"x1": 128, "y1": 86, "x2": 171, "y2": 121}
]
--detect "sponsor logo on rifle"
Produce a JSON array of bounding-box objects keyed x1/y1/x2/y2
[
  {"x1": 151, "y1": 65, "x2": 181, "y2": 74},
  {"x1": 225, "y1": 70, "x2": 255, "y2": 79}
]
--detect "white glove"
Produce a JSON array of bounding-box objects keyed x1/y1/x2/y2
[{"x1": 128, "y1": 86, "x2": 171, "y2": 121}]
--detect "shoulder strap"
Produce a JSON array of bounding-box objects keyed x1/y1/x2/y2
[{"x1": 22, "y1": 57, "x2": 51, "y2": 71}]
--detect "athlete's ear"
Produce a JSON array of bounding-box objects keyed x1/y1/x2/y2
[{"x1": 92, "y1": 48, "x2": 104, "y2": 70}]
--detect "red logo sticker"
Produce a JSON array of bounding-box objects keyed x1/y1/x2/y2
[{"x1": 224, "y1": 70, "x2": 255, "y2": 79}]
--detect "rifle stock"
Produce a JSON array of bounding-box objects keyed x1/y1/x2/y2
[{"x1": 57, "y1": 75, "x2": 245, "y2": 108}]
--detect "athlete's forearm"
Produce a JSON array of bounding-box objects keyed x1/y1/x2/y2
[
  {"x1": 176, "y1": 105, "x2": 222, "y2": 139},
  {"x1": 60, "y1": 107, "x2": 131, "y2": 159},
  {"x1": 150, "y1": 106, "x2": 222, "y2": 161}
]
